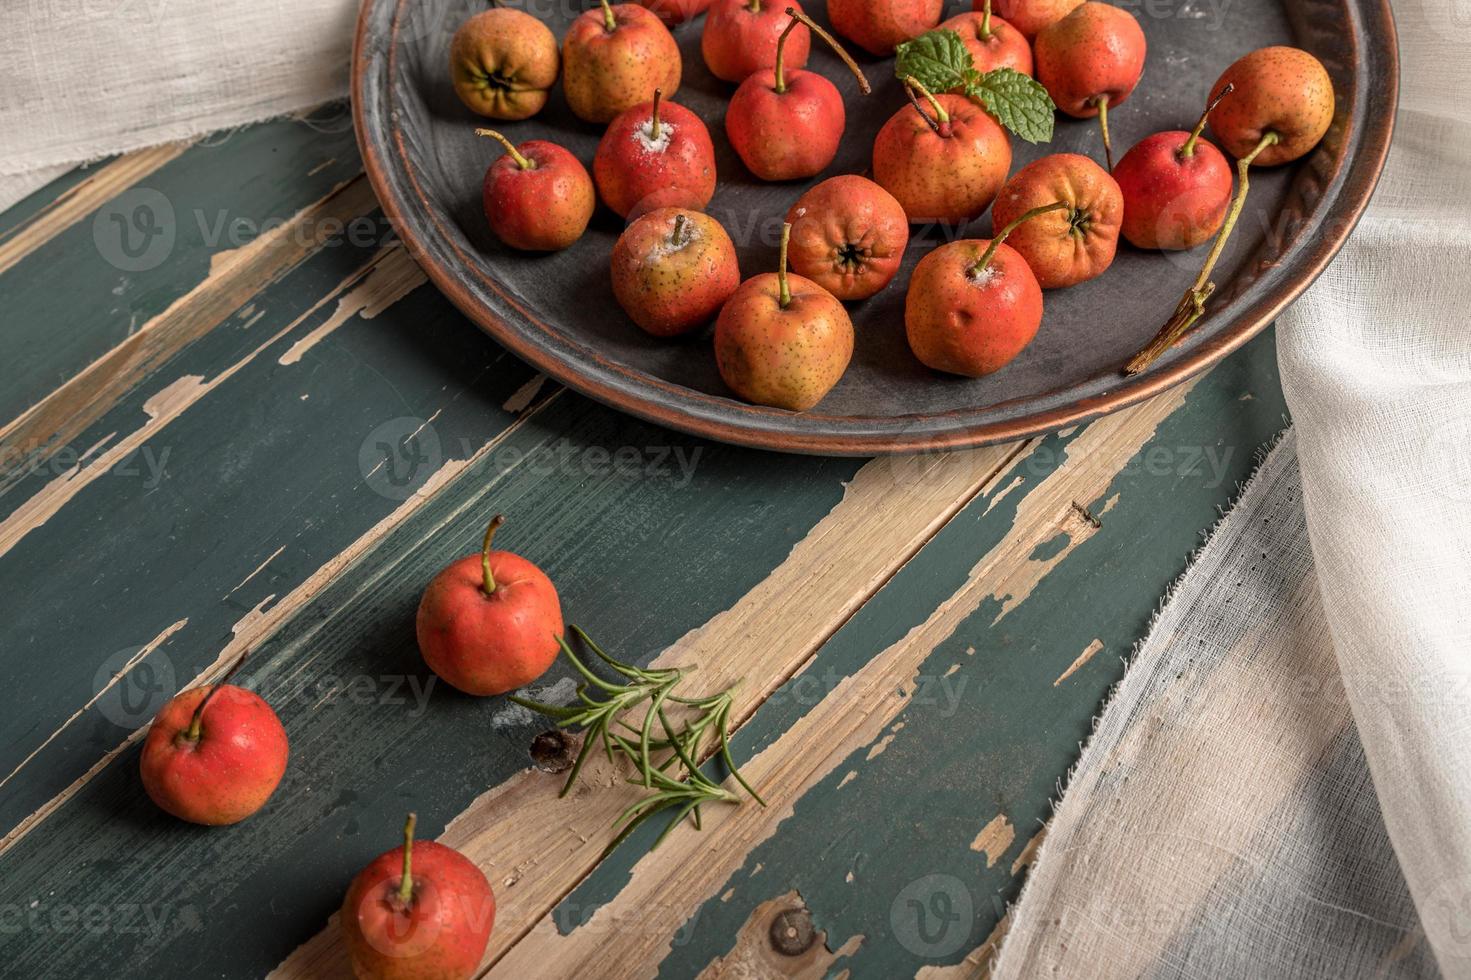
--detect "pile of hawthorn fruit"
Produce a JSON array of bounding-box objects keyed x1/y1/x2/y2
[
  {"x1": 460, "y1": 0, "x2": 1334, "y2": 407},
  {"x1": 129, "y1": 4, "x2": 1337, "y2": 976}
]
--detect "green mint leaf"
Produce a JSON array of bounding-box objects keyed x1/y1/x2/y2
[
  {"x1": 894, "y1": 29, "x2": 975, "y2": 96},
  {"x1": 965, "y1": 68, "x2": 1057, "y2": 144}
]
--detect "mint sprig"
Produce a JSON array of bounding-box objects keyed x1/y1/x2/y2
[
  {"x1": 894, "y1": 29, "x2": 1056, "y2": 144},
  {"x1": 970, "y1": 68, "x2": 1056, "y2": 144},
  {"x1": 893, "y1": 29, "x2": 974, "y2": 94}
]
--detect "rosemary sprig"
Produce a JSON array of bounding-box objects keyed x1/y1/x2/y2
[
  {"x1": 512, "y1": 626, "x2": 764, "y2": 851},
  {"x1": 509, "y1": 629, "x2": 682, "y2": 796}
]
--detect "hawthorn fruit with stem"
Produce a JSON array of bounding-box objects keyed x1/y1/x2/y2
[
  {"x1": 725, "y1": 7, "x2": 872, "y2": 181},
  {"x1": 1124, "y1": 47, "x2": 1335, "y2": 374}
]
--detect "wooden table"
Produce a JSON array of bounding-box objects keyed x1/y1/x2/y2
[{"x1": 0, "y1": 105, "x2": 1286, "y2": 979}]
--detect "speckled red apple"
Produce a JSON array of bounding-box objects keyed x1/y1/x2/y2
[
  {"x1": 594, "y1": 90, "x2": 716, "y2": 218},
  {"x1": 341, "y1": 814, "x2": 495, "y2": 980},
  {"x1": 905, "y1": 203, "x2": 1065, "y2": 377},
  {"x1": 786, "y1": 175, "x2": 909, "y2": 301},
  {"x1": 139, "y1": 665, "x2": 288, "y2": 826},
  {"x1": 939, "y1": 1, "x2": 1032, "y2": 77},
  {"x1": 478, "y1": 130, "x2": 594, "y2": 252},
  {"x1": 715, "y1": 224, "x2": 853, "y2": 411},
  {"x1": 416, "y1": 515, "x2": 564, "y2": 697},
  {"x1": 985, "y1": 0, "x2": 1083, "y2": 40},
  {"x1": 702, "y1": 0, "x2": 810, "y2": 83},
  {"x1": 1035, "y1": 1, "x2": 1146, "y2": 168},
  {"x1": 873, "y1": 78, "x2": 1012, "y2": 226},
  {"x1": 562, "y1": 0, "x2": 682, "y2": 124},
  {"x1": 449, "y1": 8, "x2": 560, "y2": 121},
  {"x1": 611, "y1": 208, "x2": 740, "y2": 336},
  {"x1": 1114, "y1": 88, "x2": 1234, "y2": 250},
  {"x1": 1208, "y1": 46, "x2": 1335, "y2": 166},
  {"x1": 725, "y1": 9, "x2": 871, "y2": 181},
  {"x1": 827, "y1": 0, "x2": 944, "y2": 55},
  {"x1": 990, "y1": 153, "x2": 1122, "y2": 288}
]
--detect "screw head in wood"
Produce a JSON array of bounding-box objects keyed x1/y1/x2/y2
[{"x1": 768, "y1": 907, "x2": 816, "y2": 955}]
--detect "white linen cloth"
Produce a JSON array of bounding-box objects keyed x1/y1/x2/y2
[
  {"x1": 0, "y1": 0, "x2": 358, "y2": 210},
  {"x1": 2, "y1": 0, "x2": 1467, "y2": 976},
  {"x1": 995, "y1": 1, "x2": 1471, "y2": 975}
]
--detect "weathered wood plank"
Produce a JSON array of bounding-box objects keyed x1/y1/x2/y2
[
  {"x1": 632, "y1": 341, "x2": 1284, "y2": 980},
  {"x1": 0, "y1": 106, "x2": 1289, "y2": 980},
  {"x1": 0, "y1": 111, "x2": 360, "y2": 427},
  {"x1": 0, "y1": 143, "x2": 189, "y2": 277},
  {"x1": 0, "y1": 384, "x2": 884, "y2": 978},
  {"x1": 270, "y1": 446, "x2": 1026, "y2": 979},
  {"x1": 261, "y1": 335, "x2": 1284, "y2": 980},
  {"x1": 0, "y1": 234, "x2": 537, "y2": 841},
  {"x1": 0, "y1": 178, "x2": 382, "y2": 492},
  {"x1": 468, "y1": 337, "x2": 1282, "y2": 980}
]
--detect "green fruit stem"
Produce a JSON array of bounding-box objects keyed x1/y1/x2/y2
[
  {"x1": 670, "y1": 213, "x2": 689, "y2": 247},
  {"x1": 182, "y1": 651, "x2": 249, "y2": 742},
  {"x1": 1180, "y1": 82, "x2": 1233, "y2": 160},
  {"x1": 774, "y1": 8, "x2": 870, "y2": 97},
  {"x1": 1124, "y1": 131, "x2": 1281, "y2": 375},
  {"x1": 777, "y1": 223, "x2": 792, "y2": 309},
  {"x1": 599, "y1": 0, "x2": 617, "y2": 32},
  {"x1": 1093, "y1": 94, "x2": 1113, "y2": 171},
  {"x1": 481, "y1": 514, "x2": 505, "y2": 596},
  {"x1": 398, "y1": 812, "x2": 417, "y2": 905},
  {"x1": 979, "y1": 0, "x2": 993, "y2": 39},
  {"x1": 971, "y1": 201, "x2": 1068, "y2": 277},
  {"x1": 747, "y1": 0, "x2": 761, "y2": 10},
  {"x1": 475, "y1": 129, "x2": 533, "y2": 170},
  {"x1": 902, "y1": 75, "x2": 950, "y2": 136}
]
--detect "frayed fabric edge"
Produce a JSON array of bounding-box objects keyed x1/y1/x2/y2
[{"x1": 987, "y1": 421, "x2": 1296, "y2": 977}]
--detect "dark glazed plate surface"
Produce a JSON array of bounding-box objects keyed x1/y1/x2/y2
[{"x1": 352, "y1": 0, "x2": 1396, "y2": 455}]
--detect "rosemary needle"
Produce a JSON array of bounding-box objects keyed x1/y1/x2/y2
[{"x1": 512, "y1": 626, "x2": 765, "y2": 851}]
